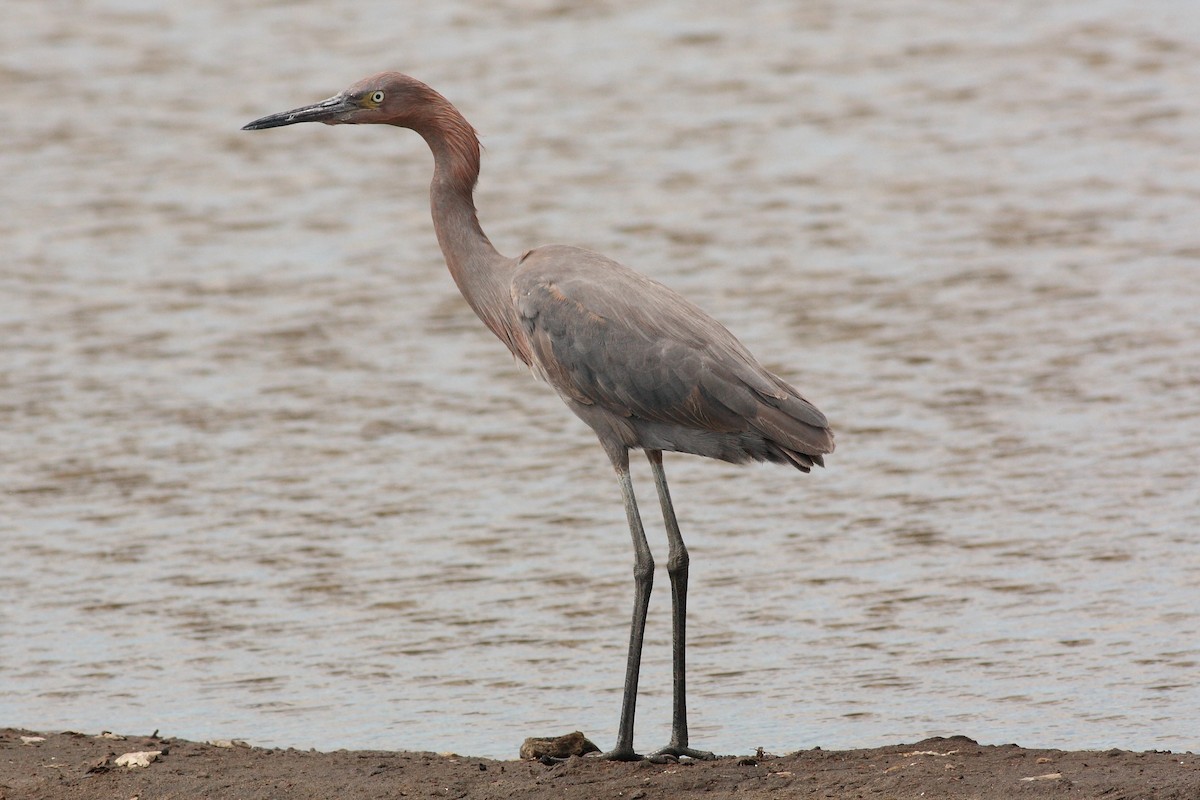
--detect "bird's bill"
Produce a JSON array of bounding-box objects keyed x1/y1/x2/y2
[{"x1": 242, "y1": 94, "x2": 355, "y2": 130}]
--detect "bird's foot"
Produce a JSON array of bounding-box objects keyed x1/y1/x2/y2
[
  {"x1": 648, "y1": 744, "x2": 716, "y2": 762},
  {"x1": 592, "y1": 744, "x2": 715, "y2": 762},
  {"x1": 595, "y1": 747, "x2": 644, "y2": 762}
]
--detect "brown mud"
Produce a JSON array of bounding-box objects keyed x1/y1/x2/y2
[{"x1": 3, "y1": 728, "x2": 1197, "y2": 799}]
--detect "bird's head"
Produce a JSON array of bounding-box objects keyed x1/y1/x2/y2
[{"x1": 242, "y1": 72, "x2": 439, "y2": 130}]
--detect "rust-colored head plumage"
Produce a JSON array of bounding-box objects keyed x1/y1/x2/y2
[{"x1": 243, "y1": 72, "x2": 481, "y2": 191}]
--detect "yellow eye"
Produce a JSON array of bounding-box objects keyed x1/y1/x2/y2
[{"x1": 370, "y1": 90, "x2": 385, "y2": 104}]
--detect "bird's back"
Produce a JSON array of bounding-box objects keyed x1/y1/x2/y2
[{"x1": 511, "y1": 245, "x2": 833, "y2": 471}]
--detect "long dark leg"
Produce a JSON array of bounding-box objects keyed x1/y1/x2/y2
[
  {"x1": 600, "y1": 446, "x2": 654, "y2": 761},
  {"x1": 646, "y1": 450, "x2": 715, "y2": 760}
]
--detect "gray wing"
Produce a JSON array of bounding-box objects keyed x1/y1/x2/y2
[{"x1": 511, "y1": 245, "x2": 833, "y2": 460}]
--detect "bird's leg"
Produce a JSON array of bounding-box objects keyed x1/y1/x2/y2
[
  {"x1": 645, "y1": 450, "x2": 715, "y2": 761},
  {"x1": 599, "y1": 446, "x2": 654, "y2": 762}
]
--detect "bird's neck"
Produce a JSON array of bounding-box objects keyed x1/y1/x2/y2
[{"x1": 415, "y1": 110, "x2": 527, "y2": 362}]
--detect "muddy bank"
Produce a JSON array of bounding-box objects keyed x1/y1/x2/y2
[{"x1": 3, "y1": 728, "x2": 1197, "y2": 799}]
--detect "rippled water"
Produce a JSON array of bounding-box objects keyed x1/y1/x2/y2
[{"x1": 3, "y1": 0, "x2": 1199, "y2": 760}]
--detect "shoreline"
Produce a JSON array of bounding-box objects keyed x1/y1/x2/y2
[{"x1": 4, "y1": 727, "x2": 1198, "y2": 799}]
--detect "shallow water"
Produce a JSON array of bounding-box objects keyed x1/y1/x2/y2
[{"x1": 3, "y1": 0, "x2": 1199, "y2": 760}]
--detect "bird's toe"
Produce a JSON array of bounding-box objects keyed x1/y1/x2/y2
[
  {"x1": 650, "y1": 745, "x2": 716, "y2": 761},
  {"x1": 594, "y1": 747, "x2": 645, "y2": 762}
]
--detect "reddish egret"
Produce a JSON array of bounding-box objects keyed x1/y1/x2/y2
[{"x1": 244, "y1": 73, "x2": 834, "y2": 762}]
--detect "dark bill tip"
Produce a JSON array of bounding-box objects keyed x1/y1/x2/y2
[
  {"x1": 241, "y1": 114, "x2": 296, "y2": 131},
  {"x1": 241, "y1": 94, "x2": 352, "y2": 130}
]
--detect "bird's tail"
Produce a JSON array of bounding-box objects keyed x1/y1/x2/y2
[{"x1": 752, "y1": 381, "x2": 835, "y2": 473}]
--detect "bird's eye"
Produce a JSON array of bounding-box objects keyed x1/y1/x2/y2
[{"x1": 370, "y1": 90, "x2": 385, "y2": 104}]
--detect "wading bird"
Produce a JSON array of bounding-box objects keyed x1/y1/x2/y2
[{"x1": 243, "y1": 73, "x2": 834, "y2": 761}]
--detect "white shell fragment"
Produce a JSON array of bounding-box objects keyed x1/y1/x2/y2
[
  {"x1": 1020, "y1": 772, "x2": 1063, "y2": 782},
  {"x1": 115, "y1": 750, "x2": 163, "y2": 768}
]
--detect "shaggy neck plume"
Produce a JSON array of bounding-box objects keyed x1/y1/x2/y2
[{"x1": 403, "y1": 83, "x2": 524, "y2": 361}]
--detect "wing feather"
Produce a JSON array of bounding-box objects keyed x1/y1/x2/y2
[{"x1": 513, "y1": 245, "x2": 833, "y2": 456}]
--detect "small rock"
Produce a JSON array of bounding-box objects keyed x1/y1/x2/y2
[
  {"x1": 115, "y1": 751, "x2": 163, "y2": 768},
  {"x1": 86, "y1": 757, "x2": 113, "y2": 775},
  {"x1": 519, "y1": 731, "x2": 600, "y2": 760},
  {"x1": 208, "y1": 739, "x2": 250, "y2": 749},
  {"x1": 20, "y1": 736, "x2": 46, "y2": 745}
]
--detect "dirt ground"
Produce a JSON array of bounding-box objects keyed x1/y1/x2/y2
[{"x1": 3, "y1": 728, "x2": 1198, "y2": 800}]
